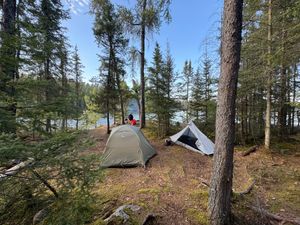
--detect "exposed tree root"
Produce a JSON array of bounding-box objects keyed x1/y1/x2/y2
[
  {"x1": 251, "y1": 206, "x2": 300, "y2": 225},
  {"x1": 234, "y1": 180, "x2": 255, "y2": 196}
]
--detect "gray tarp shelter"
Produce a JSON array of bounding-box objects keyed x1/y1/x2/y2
[
  {"x1": 101, "y1": 125, "x2": 157, "y2": 168},
  {"x1": 170, "y1": 121, "x2": 214, "y2": 155}
]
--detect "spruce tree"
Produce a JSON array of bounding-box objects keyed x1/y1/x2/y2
[
  {"x1": 147, "y1": 42, "x2": 177, "y2": 137},
  {"x1": 147, "y1": 43, "x2": 164, "y2": 136},
  {"x1": 190, "y1": 68, "x2": 205, "y2": 122},
  {"x1": 36, "y1": 0, "x2": 69, "y2": 133},
  {"x1": 73, "y1": 45, "x2": 84, "y2": 130},
  {"x1": 182, "y1": 60, "x2": 193, "y2": 123}
]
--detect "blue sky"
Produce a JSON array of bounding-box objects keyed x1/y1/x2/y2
[{"x1": 63, "y1": 0, "x2": 223, "y2": 82}]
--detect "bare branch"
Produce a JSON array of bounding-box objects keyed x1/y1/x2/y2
[{"x1": 30, "y1": 169, "x2": 59, "y2": 199}]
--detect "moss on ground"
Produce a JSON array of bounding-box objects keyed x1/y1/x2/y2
[
  {"x1": 91, "y1": 218, "x2": 106, "y2": 225},
  {"x1": 186, "y1": 208, "x2": 209, "y2": 225},
  {"x1": 137, "y1": 188, "x2": 161, "y2": 195},
  {"x1": 189, "y1": 189, "x2": 209, "y2": 208}
]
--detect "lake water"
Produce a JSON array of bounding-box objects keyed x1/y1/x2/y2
[
  {"x1": 67, "y1": 99, "x2": 185, "y2": 128},
  {"x1": 96, "y1": 99, "x2": 140, "y2": 126}
]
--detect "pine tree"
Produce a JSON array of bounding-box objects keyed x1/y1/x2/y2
[
  {"x1": 91, "y1": 0, "x2": 128, "y2": 133},
  {"x1": 147, "y1": 43, "x2": 164, "y2": 137},
  {"x1": 203, "y1": 55, "x2": 213, "y2": 124},
  {"x1": 182, "y1": 60, "x2": 193, "y2": 123},
  {"x1": 58, "y1": 40, "x2": 69, "y2": 130},
  {"x1": 208, "y1": 0, "x2": 243, "y2": 224},
  {"x1": 73, "y1": 45, "x2": 84, "y2": 130},
  {"x1": 190, "y1": 68, "x2": 205, "y2": 122},
  {"x1": 147, "y1": 42, "x2": 177, "y2": 137},
  {"x1": 0, "y1": 0, "x2": 17, "y2": 133},
  {"x1": 36, "y1": 0, "x2": 69, "y2": 133},
  {"x1": 162, "y1": 44, "x2": 177, "y2": 134},
  {"x1": 119, "y1": 0, "x2": 171, "y2": 128}
]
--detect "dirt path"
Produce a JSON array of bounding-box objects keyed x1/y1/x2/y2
[{"x1": 87, "y1": 127, "x2": 300, "y2": 225}]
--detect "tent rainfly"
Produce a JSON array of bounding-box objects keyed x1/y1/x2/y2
[
  {"x1": 170, "y1": 121, "x2": 214, "y2": 155},
  {"x1": 101, "y1": 125, "x2": 156, "y2": 168}
]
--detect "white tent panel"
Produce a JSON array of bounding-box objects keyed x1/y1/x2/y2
[{"x1": 170, "y1": 121, "x2": 214, "y2": 155}]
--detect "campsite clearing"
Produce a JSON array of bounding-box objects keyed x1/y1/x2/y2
[{"x1": 87, "y1": 127, "x2": 300, "y2": 225}]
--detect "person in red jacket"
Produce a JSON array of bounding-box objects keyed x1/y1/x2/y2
[
  {"x1": 128, "y1": 114, "x2": 136, "y2": 126},
  {"x1": 130, "y1": 118, "x2": 136, "y2": 125}
]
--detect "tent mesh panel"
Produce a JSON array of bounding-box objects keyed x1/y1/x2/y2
[{"x1": 178, "y1": 135, "x2": 199, "y2": 150}]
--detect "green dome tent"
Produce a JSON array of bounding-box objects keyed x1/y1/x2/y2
[{"x1": 101, "y1": 125, "x2": 157, "y2": 168}]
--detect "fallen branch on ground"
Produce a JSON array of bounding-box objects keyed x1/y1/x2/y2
[
  {"x1": 200, "y1": 179, "x2": 210, "y2": 187},
  {"x1": 242, "y1": 145, "x2": 259, "y2": 156},
  {"x1": 0, "y1": 158, "x2": 34, "y2": 181},
  {"x1": 251, "y1": 206, "x2": 300, "y2": 225}
]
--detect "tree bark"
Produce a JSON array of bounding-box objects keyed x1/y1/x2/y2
[
  {"x1": 75, "y1": 66, "x2": 80, "y2": 130},
  {"x1": 208, "y1": 0, "x2": 243, "y2": 225},
  {"x1": 1, "y1": 0, "x2": 17, "y2": 133},
  {"x1": 292, "y1": 64, "x2": 297, "y2": 132},
  {"x1": 45, "y1": 58, "x2": 51, "y2": 133},
  {"x1": 115, "y1": 68, "x2": 125, "y2": 125},
  {"x1": 264, "y1": 0, "x2": 272, "y2": 149},
  {"x1": 140, "y1": 0, "x2": 147, "y2": 129}
]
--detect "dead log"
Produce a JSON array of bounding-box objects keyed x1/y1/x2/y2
[
  {"x1": 0, "y1": 158, "x2": 34, "y2": 181},
  {"x1": 251, "y1": 206, "x2": 300, "y2": 225},
  {"x1": 242, "y1": 145, "x2": 259, "y2": 156}
]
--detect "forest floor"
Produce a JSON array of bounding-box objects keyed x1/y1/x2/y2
[{"x1": 86, "y1": 127, "x2": 300, "y2": 225}]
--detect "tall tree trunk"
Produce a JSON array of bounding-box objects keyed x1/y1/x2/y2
[
  {"x1": 116, "y1": 73, "x2": 125, "y2": 124},
  {"x1": 105, "y1": 42, "x2": 114, "y2": 134},
  {"x1": 76, "y1": 69, "x2": 80, "y2": 130},
  {"x1": 287, "y1": 68, "x2": 291, "y2": 134},
  {"x1": 278, "y1": 27, "x2": 287, "y2": 137},
  {"x1": 45, "y1": 58, "x2": 51, "y2": 133},
  {"x1": 166, "y1": 76, "x2": 171, "y2": 134},
  {"x1": 15, "y1": 0, "x2": 21, "y2": 81},
  {"x1": 139, "y1": 0, "x2": 147, "y2": 128},
  {"x1": 208, "y1": 0, "x2": 243, "y2": 225},
  {"x1": 264, "y1": 0, "x2": 272, "y2": 149},
  {"x1": 1, "y1": 0, "x2": 17, "y2": 133},
  {"x1": 186, "y1": 70, "x2": 189, "y2": 123},
  {"x1": 292, "y1": 64, "x2": 297, "y2": 132}
]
